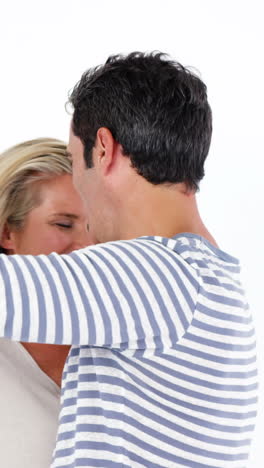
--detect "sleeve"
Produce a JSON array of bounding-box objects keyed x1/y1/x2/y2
[{"x1": 0, "y1": 238, "x2": 199, "y2": 348}]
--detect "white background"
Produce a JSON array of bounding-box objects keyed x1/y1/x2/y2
[{"x1": 0, "y1": 1, "x2": 263, "y2": 466}]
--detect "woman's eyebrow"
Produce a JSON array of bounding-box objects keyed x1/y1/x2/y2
[{"x1": 50, "y1": 213, "x2": 79, "y2": 219}]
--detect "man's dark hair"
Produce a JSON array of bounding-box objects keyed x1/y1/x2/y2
[{"x1": 69, "y1": 52, "x2": 212, "y2": 191}]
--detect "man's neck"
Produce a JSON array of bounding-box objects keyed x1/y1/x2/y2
[{"x1": 111, "y1": 184, "x2": 218, "y2": 247}]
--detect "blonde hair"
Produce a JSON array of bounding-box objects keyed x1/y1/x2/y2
[{"x1": 0, "y1": 138, "x2": 72, "y2": 251}]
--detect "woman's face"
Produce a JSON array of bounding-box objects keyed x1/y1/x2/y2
[{"x1": 4, "y1": 173, "x2": 93, "y2": 255}]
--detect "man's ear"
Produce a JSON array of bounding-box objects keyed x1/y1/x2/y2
[
  {"x1": 0, "y1": 224, "x2": 16, "y2": 252},
  {"x1": 95, "y1": 127, "x2": 116, "y2": 174}
]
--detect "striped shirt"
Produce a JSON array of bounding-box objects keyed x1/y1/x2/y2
[{"x1": 0, "y1": 233, "x2": 257, "y2": 468}]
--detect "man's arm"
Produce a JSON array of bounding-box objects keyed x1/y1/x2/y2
[{"x1": 0, "y1": 238, "x2": 198, "y2": 347}]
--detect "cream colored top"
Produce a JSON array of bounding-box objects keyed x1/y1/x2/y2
[{"x1": 0, "y1": 338, "x2": 61, "y2": 468}]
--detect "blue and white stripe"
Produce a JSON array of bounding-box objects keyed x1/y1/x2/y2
[{"x1": 0, "y1": 233, "x2": 257, "y2": 467}]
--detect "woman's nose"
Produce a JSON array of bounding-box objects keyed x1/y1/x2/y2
[{"x1": 70, "y1": 229, "x2": 94, "y2": 251}]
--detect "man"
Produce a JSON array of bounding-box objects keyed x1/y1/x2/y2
[{"x1": 0, "y1": 52, "x2": 257, "y2": 468}]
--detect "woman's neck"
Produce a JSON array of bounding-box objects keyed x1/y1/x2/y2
[{"x1": 21, "y1": 342, "x2": 71, "y2": 388}]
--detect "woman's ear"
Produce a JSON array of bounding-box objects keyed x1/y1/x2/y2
[{"x1": 0, "y1": 224, "x2": 16, "y2": 252}]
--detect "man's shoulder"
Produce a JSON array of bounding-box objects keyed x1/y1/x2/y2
[{"x1": 73, "y1": 233, "x2": 240, "y2": 280}]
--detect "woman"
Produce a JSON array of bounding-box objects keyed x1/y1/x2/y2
[{"x1": 0, "y1": 138, "x2": 91, "y2": 468}]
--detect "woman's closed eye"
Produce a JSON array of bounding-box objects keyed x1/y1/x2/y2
[{"x1": 55, "y1": 222, "x2": 73, "y2": 229}]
